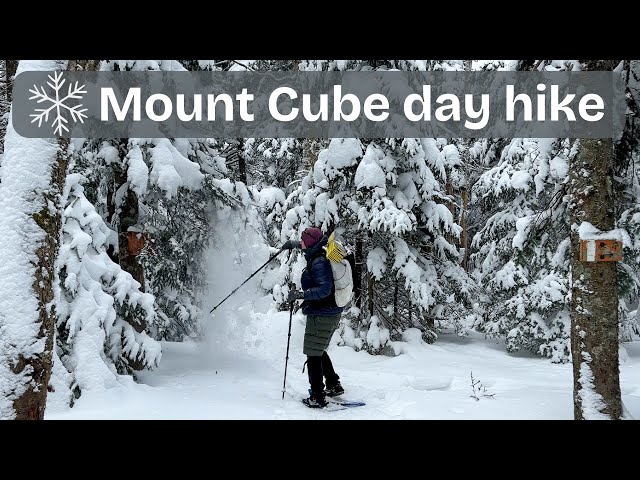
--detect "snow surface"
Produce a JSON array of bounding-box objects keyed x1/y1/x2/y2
[
  {"x1": 44, "y1": 307, "x2": 640, "y2": 419},
  {"x1": 44, "y1": 214, "x2": 640, "y2": 419},
  {"x1": 578, "y1": 221, "x2": 629, "y2": 244}
]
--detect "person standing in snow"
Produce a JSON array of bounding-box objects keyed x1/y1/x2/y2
[{"x1": 282, "y1": 227, "x2": 345, "y2": 408}]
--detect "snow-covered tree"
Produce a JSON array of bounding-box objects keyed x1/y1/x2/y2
[
  {"x1": 614, "y1": 60, "x2": 640, "y2": 342},
  {"x1": 73, "y1": 133, "x2": 240, "y2": 341},
  {"x1": 137, "y1": 145, "x2": 242, "y2": 340},
  {"x1": 471, "y1": 138, "x2": 575, "y2": 362},
  {"x1": 351, "y1": 138, "x2": 475, "y2": 349},
  {"x1": 262, "y1": 60, "x2": 492, "y2": 354},
  {"x1": 470, "y1": 60, "x2": 640, "y2": 364},
  {"x1": 55, "y1": 169, "x2": 162, "y2": 402},
  {"x1": 271, "y1": 136, "x2": 475, "y2": 354},
  {"x1": 67, "y1": 60, "x2": 237, "y2": 341}
]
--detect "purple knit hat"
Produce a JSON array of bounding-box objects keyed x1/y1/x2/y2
[{"x1": 301, "y1": 227, "x2": 324, "y2": 249}]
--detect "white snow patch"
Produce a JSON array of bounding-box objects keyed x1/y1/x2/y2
[{"x1": 578, "y1": 222, "x2": 627, "y2": 244}]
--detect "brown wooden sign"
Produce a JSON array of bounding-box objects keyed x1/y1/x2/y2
[
  {"x1": 127, "y1": 231, "x2": 146, "y2": 256},
  {"x1": 579, "y1": 239, "x2": 622, "y2": 262}
]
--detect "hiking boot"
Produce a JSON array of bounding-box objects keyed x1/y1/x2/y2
[
  {"x1": 302, "y1": 391, "x2": 328, "y2": 408},
  {"x1": 325, "y1": 381, "x2": 344, "y2": 397}
]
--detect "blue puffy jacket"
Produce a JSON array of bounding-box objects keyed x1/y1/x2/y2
[{"x1": 301, "y1": 235, "x2": 344, "y2": 316}]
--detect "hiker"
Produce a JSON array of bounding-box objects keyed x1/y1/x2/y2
[{"x1": 282, "y1": 227, "x2": 345, "y2": 408}]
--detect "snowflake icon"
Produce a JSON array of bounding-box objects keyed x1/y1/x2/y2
[{"x1": 29, "y1": 71, "x2": 88, "y2": 136}]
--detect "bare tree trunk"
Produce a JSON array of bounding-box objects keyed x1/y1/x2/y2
[
  {"x1": 302, "y1": 138, "x2": 323, "y2": 170},
  {"x1": 569, "y1": 137, "x2": 621, "y2": 420},
  {"x1": 367, "y1": 271, "x2": 375, "y2": 317},
  {"x1": 105, "y1": 173, "x2": 118, "y2": 264},
  {"x1": 355, "y1": 235, "x2": 363, "y2": 310},
  {"x1": 116, "y1": 171, "x2": 145, "y2": 295},
  {"x1": 569, "y1": 58, "x2": 622, "y2": 420},
  {"x1": 12, "y1": 140, "x2": 68, "y2": 419},
  {"x1": 3, "y1": 60, "x2": 104, "y2": 419},
  {"x1": 459, "y1": 61, "x2": 472, "y2": 271},
  {"x1": 5, "y1": 59, "x2": 17, "y2": 102},
  {"x1": 460, "y1": 185, "x2": 469, "y2": 271},
  {"x1": 237, "y1": 143, "x2": 247, "y2": 184},
  {"x1": 445, "y1": 180, "x2": 455, "y2": 245},
  {"x1": 393, "y1": 277, "x2": 399, "y2": 319}
]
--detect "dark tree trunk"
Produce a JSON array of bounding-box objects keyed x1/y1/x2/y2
[
  {"x1": 569, "y1": 59, "x2": 622, "y2": 420},
  {"x1": 117, "y1": 178, "x2": 145, "y2": 295},
  {"x1": 393, "y1": 277, "x2": 399, "y2": 319},
  {"x1": 5, "y1": 59, "x2": 17, "y2": 102},
  {"x1": 460, "y1": 186, "x2": 469, "y2": 271},
  {"x1": 569, "y1": 137, "x2": 621, "y2": 420},
  {"x1": 105, "y1": 174, "x2": 118, "y2": 264},
  {"x1": 355, "y1": 235, "x2": 363, "y2": 310},
  {"x1": 237, "y1": 147, "x2": 247, "y2": 184},
  {"x1": 445, "y1": 180, "x2": 455, "y2": 245}
]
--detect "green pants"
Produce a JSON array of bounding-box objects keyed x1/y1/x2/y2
[{"x1": 303, "y1": 314, "x2": 341, "y2": 356}]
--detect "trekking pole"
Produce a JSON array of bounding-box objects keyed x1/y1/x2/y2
[
  {"x1": 282, "y1": 301, "x2": 294, "y2": 400},
  {"x1": 209, "y1": 248, "x2": 284, "y2": 314}
]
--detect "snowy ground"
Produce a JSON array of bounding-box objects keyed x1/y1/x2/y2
[
  {"x1": 44, "y1": 218, "x2": 640, "y2": 420},
  {"x1": 45, "y1": 304, "x2": 640, "y2": 419}
]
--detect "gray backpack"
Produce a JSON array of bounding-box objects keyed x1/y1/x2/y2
[{"x1": 325, "y1": 233, "x2": 354, "y2": 308}]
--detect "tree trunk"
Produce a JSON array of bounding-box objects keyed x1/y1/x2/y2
[
  {"x1": 569, "y1": 137, "x2": 621, "y2": 420},
  {"x1": 5, "y1": 59, "x2": 17, "y2": 102},
  {"x1": 2, "y1": 60, "x2": 102, "y2": 419},
  {"x1": 445, "y1": 180, "x2": 455, "y2": 245},
  {"x1": 108, "y1": 150, "x2": 146, "y2": 372},
  {"x1": 302, "y1": 139, "x2": 319, "y2": 169},
  {"x1": 393, "y1": 277, "x2": 399, "y2": 318},
  {"x1": 237, "y1": 141, "x2": 247, "y2": 184},
  {"x1": 12, "y1": 140, "x2": 68, "y2": 419},
  {"x1": 105, "y1": 173, "x2": 119, "y2": 264},
  {"x1": 460, "y1": 185, "x2": 469, "y2": 271},
  {"x1": 355, "y1": 235, "x2": 363, "y2": 310},
  {"x1": 117, "y1": 176, "x2": 145, "y2": 294},
  {"x1": 10, "y1": 59, "x2": 98, "y2": 419},
  {"x1": 569, "y1": 59, "x2": 622, "y2": 420},
  {"x1": 367, "y1": 271, "x2": 375, "y2": 317}
]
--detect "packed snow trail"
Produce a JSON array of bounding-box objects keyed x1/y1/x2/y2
[
  {"x1": 44, "y1": 212, "x2": 640, "y2": 419},
  {"x1": 45, "y1": 304, "x2": 640, "y2": 419}
]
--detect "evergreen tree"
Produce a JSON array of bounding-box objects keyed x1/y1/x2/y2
[
  {"x1": 471, "y1": 60, "x2": 640, "y2": 363},
  {"x1": 56, "y1": 168, "x2": 162, "y2": 400},
  {"x1": 273, "y1": 137, "x2": 475, "y2": 353},
  {"x1": 471, "y1": 137, "x2": 575, "y2": 362},
  {"x1": 72, "y1": 60, "x2": 240, "y2": 341}
]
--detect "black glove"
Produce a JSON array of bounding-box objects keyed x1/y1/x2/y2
[
  {"x1": 287, "y1": 290, "x2": 305, "y2": 302},
  {"x1": 282, "y1": 239, "x2": 301, "y2": 250}
]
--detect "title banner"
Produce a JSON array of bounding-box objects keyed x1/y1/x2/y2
[{"x1": 12, "y1": 71, "x2": 626, "y2": 138}]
